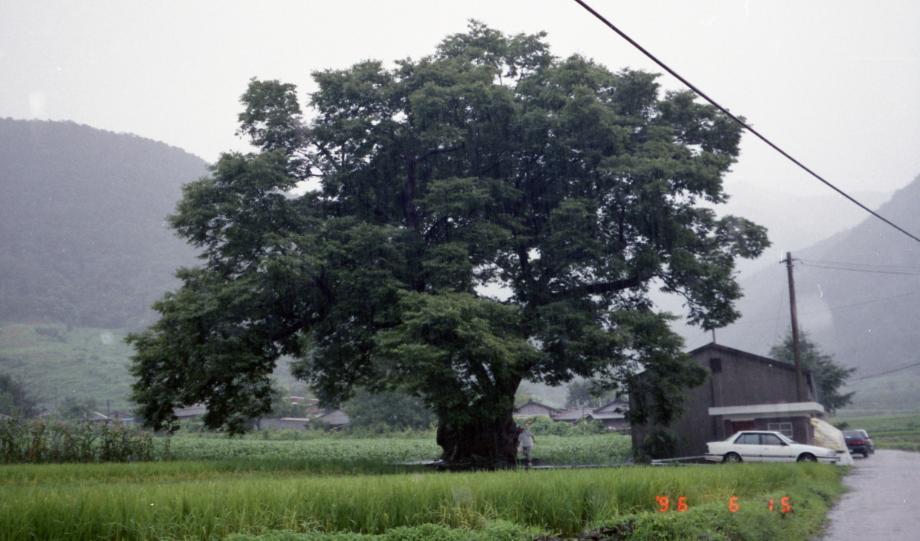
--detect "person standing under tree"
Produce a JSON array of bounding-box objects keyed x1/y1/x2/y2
[{"x1": 518, "y1": 422, "x2": 535, "y2": 468}]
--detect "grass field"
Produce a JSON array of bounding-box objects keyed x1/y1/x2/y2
[
  {"x1": 834, "y1": 413, "x2": 920, "y2": 452},
  {"x1": 0, "y1": 460, "x2": 844, "y2": 541}
]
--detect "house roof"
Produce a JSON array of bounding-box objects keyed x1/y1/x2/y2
[
  {"x1": 173, "y1": 405, "x2": 207, "y2": 418},
  {"x1": 316, "y1": 409, "x2": 350, "y2": 425},
  {"x1": 595, "y1": 399, "x2": 629, "y2": 414},
  {"x1": 514, "y1": 399, "x2": 561, "y2": 414},
  {"x1": 553, "y1": 408, "x2": 592, "y2": 421},
  {"x1": 688, "y1": 342, "x2": 812, "y2": 376}
]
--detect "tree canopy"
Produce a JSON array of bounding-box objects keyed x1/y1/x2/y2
[
  {"x1": 129, "y1": 21, "x2": 768, "y2": 467},
  {"x1": 770, "y1": 332, "x2": 855, "y2": 413}
]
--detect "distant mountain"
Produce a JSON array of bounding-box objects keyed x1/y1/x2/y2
[
  {"x1": 0, "y1": 118, "x2": 207, "y2": 329},
  {"x1": 718, "y1": 181, "x2": 891, "y2": 276},
  {"x1": 681, "y1": 176, "x2": 920, "y2": 412}
]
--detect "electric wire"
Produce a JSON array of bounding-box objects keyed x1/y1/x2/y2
[
  {"x1": 800, "y1": 261, "x2": 920, "y2": 277},
  {"x1": 570, "y1": 0, "x2": 920, "y2": 244},
  {"x1": 728, "y1": 289, "x2": 920, "y2": 327},
  {"x1": 850, "y1": 360, "x2": 920, "y2": 382},
  {"x1": 801, "y1": 259, "x2": 920, "y2": 272}
]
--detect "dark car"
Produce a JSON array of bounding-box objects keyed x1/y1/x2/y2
[{"x1": 843, "y1": 429, "x2": 875, "y2": 457}]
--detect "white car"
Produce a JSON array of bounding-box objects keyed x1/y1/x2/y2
[{"x1": 705, "y1": 430, "x2": 839, "y2": 464}]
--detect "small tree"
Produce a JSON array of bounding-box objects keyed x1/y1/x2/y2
[
  {"x1": 769, "y1": 332, "x2": 855, "y2": 413},
  {"x1": 0, "y1": 374, "x2": 39, "y2": 418}
]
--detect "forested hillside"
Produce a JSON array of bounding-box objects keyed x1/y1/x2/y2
[{"x1": 0, "y1": 118, "x2": 206, "y2": 329}]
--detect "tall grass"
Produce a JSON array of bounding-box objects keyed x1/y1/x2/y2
[
  {"x1": 0, "y1": 419, "x2": 165, "y2": 463},
  {"x1": 0, "y1": 462, "x2": 843, "y2": 540}
]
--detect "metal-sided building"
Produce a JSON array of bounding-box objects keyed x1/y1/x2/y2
[{"x1": 630, "y1": 342, "x2": 824, "y2": 458}]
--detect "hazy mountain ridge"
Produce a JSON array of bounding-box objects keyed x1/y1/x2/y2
[
  {"x1": 0, "y1": 118, "x2": 207, "y2": 328},
  {"x1": 684, "y1": 176, "x2": 920, "y2": 411}
]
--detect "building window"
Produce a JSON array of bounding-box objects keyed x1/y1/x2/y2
[
  {"x1": 710, "y1": 358, "x2": 722, "y2": 373},
  {"x1": 767, "y1": 422, "x2": 793, "y2": 438}
]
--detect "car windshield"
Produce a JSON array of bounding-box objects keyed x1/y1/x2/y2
[{"x1": 777, "y1": 433, "x2": 795, "y2": 444}]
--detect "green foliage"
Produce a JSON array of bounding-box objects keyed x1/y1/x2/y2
[
  {"x1": 130, "y1": 22, "x2": 768, "y2": 466},
  {"x1": 524, "y1": 416, "x2": 605, "y2": 436},
  {"x1": 343, "y1": 390, "x2": 436, "y2": 432},
  {"x1": 0, "y1": 461, "x2": 841, "y2": 540},
  {"x1": 226, "y1": 521, "x2": 537, "y2": 541},
  {"x1": 0, "y1": 419, "x2": 161, "y2": 463},
  {"x1": 770, "y1": 332, "x2": 855, "y2": 413},
  {"x1": 634, "y1": 428, "x2": 679, "y2": 462},
  {"x1": 0, "y1": 373, "x2": 38, "y2": 418}
]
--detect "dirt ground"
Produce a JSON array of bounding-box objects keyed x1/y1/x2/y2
[{"x1": 820, "y1": 449, "x2": 920, "y2": 540}]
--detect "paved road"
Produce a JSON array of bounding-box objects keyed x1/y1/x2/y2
[{"x1": 821, "y1": 450, "x2": 920, "y2": 541}]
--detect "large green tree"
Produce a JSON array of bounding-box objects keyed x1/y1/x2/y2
[
  {"x1": 129, "y1": 22, "x2": 768, "y2": 468},
  {"x1": 770, "y1": 332, "x2": 855, "y2": 413}
]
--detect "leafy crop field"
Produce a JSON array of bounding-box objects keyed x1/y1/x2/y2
[
  {"x1": 835, "y1": 413, "x2": 920, "y2": 452},
  {"x1": 0, "y1": 461, "x2": 844, "y2": 541},
  {"x1": 166, "y1": 434, "x2": 631, "y2": 473}
]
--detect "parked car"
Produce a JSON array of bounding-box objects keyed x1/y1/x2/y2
[
  {"x1": 843, "y1": 429, "x2": 875, "y2": 457},
  {"x1": 705, "y1": 430, "x2": 839, "y2": 464}
]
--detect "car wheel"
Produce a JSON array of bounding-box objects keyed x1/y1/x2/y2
[
  {"x1": 863, "y1": 451, "x2": 869, "y2": 458},
  {"x1": 723, "y1": 452, "x2": 742, "y2": 464},
  {"x1": 797, "y1": 453, "x2": 817, "y2": 462}
]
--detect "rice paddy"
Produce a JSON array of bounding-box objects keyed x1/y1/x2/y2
[{"x1": 0, "y1": 427, "x2": 847, "y2": 541}]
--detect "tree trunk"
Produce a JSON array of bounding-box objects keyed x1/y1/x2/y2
[{"x1": 436, "y1": 411, "x2": 520, "y2": 470}]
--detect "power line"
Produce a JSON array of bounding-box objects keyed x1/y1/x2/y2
[
  {"x1": 801, "y1": 259, "x2": 920, "y2": 272},
  {"x1": 850, "y1": 360, "x2": 920, "y2": 382},
  {"x1": 729, "y1": 289, "x2": 920, "y2": 327},
  {"x1": 800, "y1": 261, "x2": 920, "y2": 277},
  {"x1": 570, "y1": 0, "x2": 920, "y2": 244}
]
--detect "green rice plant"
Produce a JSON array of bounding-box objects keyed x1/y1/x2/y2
[{"x1": 0, "y1": 462, "x2": 843, "y2": 540}]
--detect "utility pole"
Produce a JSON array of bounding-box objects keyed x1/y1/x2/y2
[{"x1": 782, "y1": 252, "x2": 806, "y2": 402}]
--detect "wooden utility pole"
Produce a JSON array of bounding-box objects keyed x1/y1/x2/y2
[{"x1": 782, "y1": 252, "x2": 806, "y2": 402}]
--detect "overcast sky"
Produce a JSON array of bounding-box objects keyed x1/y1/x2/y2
[{"x1": 2, "y1": 0, "x2": 919, "y2": 210}]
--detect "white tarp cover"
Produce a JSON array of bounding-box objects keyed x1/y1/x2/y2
[{"x1": 810, "y1": 417, "x2": 854, "y2": 466}]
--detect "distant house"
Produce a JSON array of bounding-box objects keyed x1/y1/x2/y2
[
  {"x1": 513, "y1": 400, "x2": 561, "y2": 419},
  {"x1": 315, "y1": 409, "x2": 350, "y2": 429},
  {"x1": 259, "y1": 417, "x2": 312, "y2": 430},
  {"x1": 552, "y1": 399, "x2": 630, "y2": 431},
  {"x1": 630, "y1": 343, "x2": 823, "y2": 459},
  {"x1": 586, "y1": 399, "x2": 630, "y2": 432},
  {"x1": 552, "y1": 407, "x2": 593, "y2": 423},
  {"x1": 173, "y1": 405, "x2": 207, "y2": 419}
]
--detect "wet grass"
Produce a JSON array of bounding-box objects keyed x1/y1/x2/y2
[{"x1": 0, "y1": 462, "x2": 843, "y2": 540}]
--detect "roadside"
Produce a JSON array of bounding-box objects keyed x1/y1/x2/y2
[{"x1": 820, "y1": 450, "x2": 920, "y2": 541}]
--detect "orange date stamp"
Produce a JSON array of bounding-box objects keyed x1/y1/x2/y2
[{"x1": 655, "y1": 495, "x2": 792, "y2": 513}]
